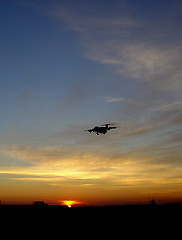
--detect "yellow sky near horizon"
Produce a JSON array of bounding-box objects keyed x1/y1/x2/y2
[{"x1": 0, "y1": 143, "x2": 181, "y2": 205}]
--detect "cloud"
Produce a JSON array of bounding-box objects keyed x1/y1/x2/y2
[
  {"x1": 116, "y1": 125, "x2": 155, "y2": 137},
  {"x1": 0, "y1": 140, "x2": 182, "y2": 196},
  {"x1": 147, "y1": 101, "x2": 182, "y2": 130},
  {"x1": 0, "y1": 144, "x2": 65, "y2": 164},
  {"x1": 47, "y1": 2, "x2": 182, "y2": 129},
  {"x1": 49, "y1": 6, "x2": 140, "y2": 33},
  {"x1": 24, "y1": 2, "x2": 182, "y2": 115},
  {"x1": 85, "y1": 37, "x2": 182, "y2": 93},
  {"x1": 105, "y1": 97, "x2": 125, "y2": 103}
]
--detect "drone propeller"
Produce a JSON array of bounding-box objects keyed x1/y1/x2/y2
[
  {"x1": 108, "y1": 126, "x2": 117, "y2": 129},
  {"x1": 101, "y1": 123, "x2": 116, "y2": 126}
]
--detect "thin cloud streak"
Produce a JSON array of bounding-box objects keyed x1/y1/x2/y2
[{"x1": 105, "y1": 97, "x2": 125, "y2": 103}]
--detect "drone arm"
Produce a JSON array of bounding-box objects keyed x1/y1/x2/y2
[{"x1": 85, "y1": 129, "x2": 94, "y2": 133}]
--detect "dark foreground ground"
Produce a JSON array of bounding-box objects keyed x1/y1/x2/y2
[
  {"x1": 1, "y1": 203, "x2": 182, "y2": 217},
  {"x1": 1, "y1": 204, "x2": 181, "y2": 234}
]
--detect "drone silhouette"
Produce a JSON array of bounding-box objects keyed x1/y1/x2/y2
[{"x1": 85, "y1": 124, "x2": 118, "y2": 135}]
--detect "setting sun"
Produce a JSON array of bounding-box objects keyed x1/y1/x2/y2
[
  {"x1": 63, "y1": 201, "x2": 75, "y2": 207},
  {"x1": 61, "y1": 200, "x2": 82, "y2": 208}
]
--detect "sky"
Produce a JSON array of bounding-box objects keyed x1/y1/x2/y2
[{"x1": 0, "y1": 0, "x2": 182, "y2": 205}]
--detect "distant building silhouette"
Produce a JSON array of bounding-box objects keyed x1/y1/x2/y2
[
  {"x1": 32, "y1": 201, "x2": 48, "y2": 207},
  {"x1": 151, "y1": 199, "x2": 156, "y2": 206}
]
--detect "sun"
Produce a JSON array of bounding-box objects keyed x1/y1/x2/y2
[
  {"x1": 60, "y1": 200, "x2": 81, "y2": 208},
  {"x1": 62, "y1": 200, "x2": 76, "y2": 208}
]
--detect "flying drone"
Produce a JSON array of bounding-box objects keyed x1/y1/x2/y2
[{"x1": 85, "y1": 124, "x2": 118, "y2": 135}]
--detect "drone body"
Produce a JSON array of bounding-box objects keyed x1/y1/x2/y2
[{"x1": 85, "y1": 124, "x2": 117, "y2": 135}]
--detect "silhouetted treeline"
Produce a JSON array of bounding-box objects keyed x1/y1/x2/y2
[{"x1": 1, "y1": 203, "x2": 182, "y2": 214}]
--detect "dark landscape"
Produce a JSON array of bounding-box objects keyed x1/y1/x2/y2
[
  {"x1": 1, "y1": 203, "x2": 181, "y2": 232},
  {"x1": 1, "y1": 203, "x2": 182, "y2": 216}
]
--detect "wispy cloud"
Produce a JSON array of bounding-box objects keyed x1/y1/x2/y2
[
  {"x1": 49, "y1": 6, "x2": 140, "y2": 33},
  {"x1": 98, "y1": 96, "x2": 125, "y2": 103},
  {"x1": 0, "y1": 138, "x2": 181, "y2": 204},
  {"x1": 48, "y1": 3, "x2": 182, "y2": 114},
  {"x1": 0, "y1": 142, "x2": 182, "y2": 194},
  {"x1": 117, "y1": 125, "x2": 155, "y2": 137},
  {"x1": 105, "y1": 97, "x2": 125, "y2": 103}
]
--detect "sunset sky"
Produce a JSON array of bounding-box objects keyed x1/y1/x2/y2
[{"x1": 0, "y1": 0, "x2": 182, "y2": 205}]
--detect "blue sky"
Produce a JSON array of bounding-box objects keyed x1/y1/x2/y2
[{"x1": 0, "y1": 0, "x2": 182, "y2": 205}]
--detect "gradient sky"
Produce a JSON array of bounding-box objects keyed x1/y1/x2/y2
[{"x1": 0, "y1": 0, "x2": 182, "y2": 205}]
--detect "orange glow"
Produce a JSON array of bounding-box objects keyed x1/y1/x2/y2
[{"x1": 61, "y1": 200, "x2": 81, "y2": 207}]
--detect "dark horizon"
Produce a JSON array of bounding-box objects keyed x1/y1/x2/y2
[{"x1": 1, "y1": 199, "x2": 182, "y2": 207}]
